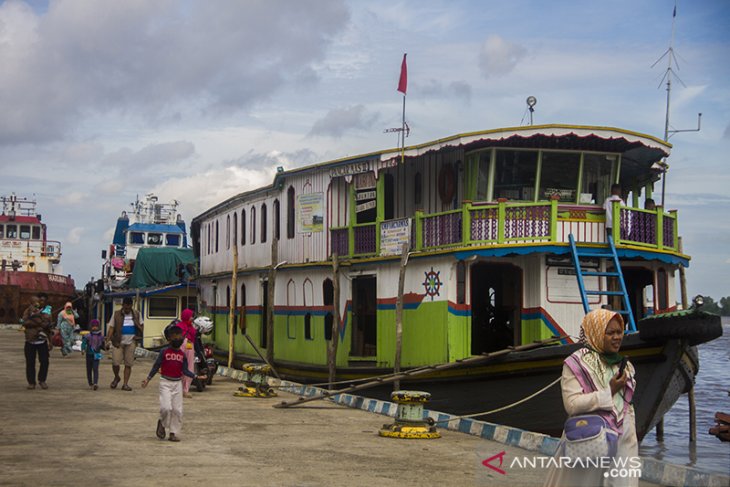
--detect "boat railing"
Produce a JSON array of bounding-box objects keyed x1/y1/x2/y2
[
  {"x1": 328, "y1": 199, "x2": 680, "y2": 258},
  {"x1": 41, "y1": 240, "x2": 62, "y2": 261}
]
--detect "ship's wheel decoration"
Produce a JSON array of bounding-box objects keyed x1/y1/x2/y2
[{"x1": 422, "y1": 267, "x2": 442, "y2": 301}]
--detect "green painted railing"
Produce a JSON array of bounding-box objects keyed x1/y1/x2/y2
[{"x1": 329, "y1": 200, "x2": 680, "y2": 258}]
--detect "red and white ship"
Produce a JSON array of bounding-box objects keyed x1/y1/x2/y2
[{"x1": 0, "y1": 194, "x2": 75, "y2": 323}]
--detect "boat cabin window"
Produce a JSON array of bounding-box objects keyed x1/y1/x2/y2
[
  {"x1": 180, "y1": 296, "x2": 197, "y2": 314},
  {"x1": 148, "y1": 296, "x2": 177, "y2": 318},
  {"x1": 0, "y1": 225, "x2": 4, "y2": 239},
  {"x1": 493, "y1": 150, "x2": 538, "y2": 201},
  {"x1": 475, "y1": 151, "x2": 491, "y2": 201},
  {"x1": 19, "y1": 225, "x2": 31, "y2": 239},
  {"x1": 32, "y1": 226, "x2": 41, "y2": 240},
  {"x1": 539, "y1": 152, "x2": 581, "y2": 202},
  {"x1": 6, "y1": 225, "x2": 17, "y2": 239},
  {"x1": 166, "y1": 234, "x2": 180, "y2": 246},
  {"x1": 581, "y1": 154, "x2": 616, "y2": 205},
  {"x1": 130, "y1": 232, "x2": 144, "y2": 244},
  {"x1": 147, "y1": 233, "x2": 163, "y2": 245}
]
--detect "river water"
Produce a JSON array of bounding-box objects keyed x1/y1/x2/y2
[{"x1": 639, "y1": 317, "x2": 730, "y2": 476}]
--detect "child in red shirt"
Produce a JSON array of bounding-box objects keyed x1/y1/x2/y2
[{"x1": 141, "y1": 326, "x2": 200, "y2": 442}]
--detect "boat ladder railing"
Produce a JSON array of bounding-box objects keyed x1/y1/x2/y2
[{"x1": 568, "y1": 233, "x2": 636, "y2": 332}]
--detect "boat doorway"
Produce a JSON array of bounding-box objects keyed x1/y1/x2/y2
[
  {"x1": 623, "y1": 267, "x2": 655, "y2": 324},
  {"x1": 470, "y1": 263, "x2": 522, "y2": 354},
  {"x1": 351, "y1": 275, "x2": 377, "y2": 357}
]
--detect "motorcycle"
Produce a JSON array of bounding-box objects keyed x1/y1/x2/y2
[{"x1": 193, "y1": 317, "x2": 218, "y2": 390}]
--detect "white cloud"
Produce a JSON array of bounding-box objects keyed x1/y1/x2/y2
[
  {"x1": 66, "y1": 226, "x2": 84, "y2": 244},
  {"x1": 55, "y1": 191, "x2": 85, "y2": 206},
  {"x1": 478, "y1": 35, "x2": 527, "y2": 79},
  {"x1": 309, "y1": 105, "x2": 379, "y2": 138}
]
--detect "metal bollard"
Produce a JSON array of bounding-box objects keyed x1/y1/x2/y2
[
  {"x1": 379, "y1": 390, "x2": 440, "y2": 439},
  {"x1": 233, "y1": 363, "x2": 277, "y2": 398}
]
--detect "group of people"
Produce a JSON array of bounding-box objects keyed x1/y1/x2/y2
[{"x1": 21, "y1": 294, "x2": 202, "y2": 442}]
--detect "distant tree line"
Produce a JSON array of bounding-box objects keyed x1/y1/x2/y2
[{"x1": 700, "y1": 296, "x2": 730, "y2": 316}]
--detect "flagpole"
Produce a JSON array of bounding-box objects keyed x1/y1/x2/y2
[{"x1": 401, "y1": 94, "x2": 406, "y2": 165}]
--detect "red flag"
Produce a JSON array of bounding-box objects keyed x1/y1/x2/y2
[{"x1": 397, "y1": 53, "x2": 407, "y2": 95}]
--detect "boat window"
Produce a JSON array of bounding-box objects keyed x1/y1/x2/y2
[
  {"x1": 19, "y1": 225, "x2": 31, "y2": 239},
  {"x1": 226, "y1": 215, "x2": 230, "y2": 250},
  {"x1": 475, "y1": 151, "x2": 491, "y2": 201},
  {"x1": 304, "y1": 313, "x2": 313, "y2": 340},
  {"x1": 581, "y1": 154, "x2": 616, "y2": 205},
  {"x1": 241, "y1": 209, "x2": 246, "y2": 246},
  {"x1": 261, "y1": 203, "x2": 267, "y2": 243},
  {"x1": 32, "y1": 226, "x2": 41, "y2": 240},
  {"x1": 148, "y1": 297, "x2": 177, "y2": 318},
  {"x1": 147, "y1": 233, "x2": 163, "y2": 245},
  {"x1": 232, "y1": 213, "x2": 237, "y2": 248},
  {"x1": 239, "y1": 283, "x2": 246, "y2": 333},
  {"x1": 166, "y1": 234, "x2": 180, "y2": 246},
  {"x1": 130, "y1": 232, "x2": 144, "y2": 244},
  {"x1": 323, "y1": 278, "x2": 334, "y2": 341},
  {"x1": 0, "y1": 225, "x2": 4, "y2": 239},
  {"x1": 273, "y1": 199, "x2": 280, "y2": 241},
  {"x1": 6, "y1": 225, "x2": 17, "y2": 238},
  {"x1": 287, "y1": 315, "x2": 296, "y2": 339},
  {"x1": 261, "y1": 280, "x2": 269, "y2": 348},
  {"x1": 180, "y1": 296, "x2": 197, "y2": 314},
  {"x1": 250, "y1": 206, "x2": 256, "y2": 244},
  {"x1": 539, "y1": 152, "x2": 581, "y2": 202},
  {"x1": 493, "y1": 150, "x2": 538, "y2": 201},
  {"x1": 215, "y1": 220, "x2": 219, "y2": 253},
  {"x1": 287, "y1": 186, "x2": 295, "y2": 239}
]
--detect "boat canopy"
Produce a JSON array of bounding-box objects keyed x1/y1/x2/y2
[{"x1": 128, "y1": 248, "x2": 196, "y2": 289}]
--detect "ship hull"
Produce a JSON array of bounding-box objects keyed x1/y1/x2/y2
[
  {"x1": 222, "y1": 331, "x2": 708, "y2": 441},
  {"x1": 0, "y1": 271, "x2": 76, "y2": 323}
]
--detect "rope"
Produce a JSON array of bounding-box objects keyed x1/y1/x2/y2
[{"x1": 433, "y1": 376, "x2": 562, "y2": 423}]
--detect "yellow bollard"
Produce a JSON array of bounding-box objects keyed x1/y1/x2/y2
[
  {"x1": 233, "y1": 363, "x2": 277, "y2": 398},
  {"x1": 379, "y1": 390, "x2": 440, "y2": 439}
]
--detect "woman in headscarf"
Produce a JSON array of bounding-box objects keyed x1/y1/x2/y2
[
  {"x1": 56, "y1": 302, "x2": 78, "y2": 357},
  {"x1": 544, "y1": 308, "x2": 638, "y2": 487},
  {"x1": 178, "y1": 308, "x2": 197, "y2": 398}
]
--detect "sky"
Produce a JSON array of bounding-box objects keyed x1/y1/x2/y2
[{"x1": 1, "y1": 0, "x2": 729, "y2": 300}]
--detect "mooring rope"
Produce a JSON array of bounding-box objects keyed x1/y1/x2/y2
[{"x1": 433, "y1": 376, "x2": 562, "y2": 423}]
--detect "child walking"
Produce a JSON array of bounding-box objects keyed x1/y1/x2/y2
[
  {"x1": 81, "y1": 319, "x2": 105, "y2": 390},
  {"x1": 141, "y1": 325, "x2": 199, "y2": 442}
]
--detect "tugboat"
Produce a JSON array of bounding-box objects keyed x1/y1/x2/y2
[
  {"x1": 98, "y1": 194, "x2": 197, "y2": 346},
  {"x1": 0, "y1": 194, "x2": 75, "y2": 323},
  {"x1": 191, "y1": 124, "x2": 722, "y2": 439}
]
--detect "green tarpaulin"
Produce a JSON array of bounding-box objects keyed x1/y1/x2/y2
[{"x1": 128, "y1": 248, "x2": 197, "y2": 289}]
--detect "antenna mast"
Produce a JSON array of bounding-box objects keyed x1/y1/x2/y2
[{"x1": 651, "y1": 2, "x2": 701, "y2": 206}]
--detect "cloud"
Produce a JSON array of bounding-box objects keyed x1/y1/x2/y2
[
  {"x1": 55, "y1": 191, "x2": 85, "y2": 206},
  {"x1": 478, "y1": 35, "x2": 527, "y2": 79},
  {"x1": 308, "y1": 105, "x2": 378, "y2": 138},
  {"x1": 0, "y1": 0, "x2": 349, "y2": 145},
  {"x1": 66, "y1": 226, "x2": 84, "y2": 244},
  {"x1": 724, "y1": 123, "x2": 730, "y2": 139},
  {"x1": 417, "y1": 79, "x2": 472, "y2": 102},
  {"x1": 101, "y1": 140, "x2": 196, "y2": 171}
]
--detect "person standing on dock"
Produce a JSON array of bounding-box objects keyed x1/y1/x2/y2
[
  {"x1": 544, "y1": 308, "x2": 638, "y2": 487},
  {"x1": 56, "y1": 302, "x2": 78, "y2": 357},
  {"x1": 105, "y1": 297, "x2": 143, "y2": 391},
  {"x1": 21, "y1": 294, "x2": 53, "y2": 390},
  {"x1": 177, "y1": 308, "x2": 197, "y2": 399}
]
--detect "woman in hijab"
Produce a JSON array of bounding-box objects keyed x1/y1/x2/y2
[
  {"x1": 56, "y1": 302, "x2": 78, "y2": 357},
  {"x1": 178, "y1": 308, "x2": 197, "y2": 398},
  {"x1": 544, "y1": 308, "x2": 638, "y2": 487}
]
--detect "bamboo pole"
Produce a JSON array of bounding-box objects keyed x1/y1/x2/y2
[
  {"x1": 328, "y1": 253, "x2": 340, "y2": 390},
  {"x1": 243, "y1": 333, "x2": 281, "y2": 380},
  {"x1": 393, "y1": 243, "x2": 409, "y2": 391},
  {"x1": 678, "y1": 237, "x2": 695, "y2": 442},
  {"x1": 227, "y1": 238, "x2": 238, "y2": 368},
  {"x1": 265, "y1": 238, "x2": 278, "y2": 364},
  {"x1": 274, "y1": 336, "x2": 565, "y2": 409}
]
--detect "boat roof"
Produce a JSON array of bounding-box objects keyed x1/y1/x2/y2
[
  {"x1": 194, "y1": 124, "x2": 671, "y2": 222},
  {"x1": 126, "y1": 223, "x2": 185, "y2": 234},
  {"x1": 0, "y1": 215, "x2": 41, "y2": 224}
]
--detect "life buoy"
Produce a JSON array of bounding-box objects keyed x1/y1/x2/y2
[{"x1": 438, "y1": 163, "x2": 456, "y2": 204}]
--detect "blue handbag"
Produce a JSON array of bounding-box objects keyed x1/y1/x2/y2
[{"x1": 562, "y1": 415, "x2": 618, "y2": 460}]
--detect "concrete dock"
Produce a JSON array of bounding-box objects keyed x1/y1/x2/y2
[{"x1": 0, "y1": 328, "x2": 667, "y2": 487}]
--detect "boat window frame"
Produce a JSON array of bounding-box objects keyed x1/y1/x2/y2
[
  {"x1": 165, "y1": 233, "x2": 180, "y2": 247},
  {"x1": 32, "y1": 225, "x2": 41, "y2": 240},
  {"x1": 147, "y1": 232, "x2": 163, "y2": 246},
  {"x1": 147, "y1": 296, "x2": 178, "y2": 318},
  {"x1": 0, "y1": 224, "x2": 4, "y2": 239},
  {"x1": 5, "y1": 224, "x2": 17, "y2": 239},
  {"x1": 19, "y1": 225, "x2": 31, "y2": 240}
]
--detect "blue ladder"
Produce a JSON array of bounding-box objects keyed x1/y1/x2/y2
[{"x1": 568, "y1": 234, "x2": 636, "y2": 332}]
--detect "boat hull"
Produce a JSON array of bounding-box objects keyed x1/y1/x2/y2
[
  {"x1": 0, "y1": 271, "x2": 76, "y2": 323},
  {"x1": 222, "y1": 333, "x2": 699, "y2": 441}
]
